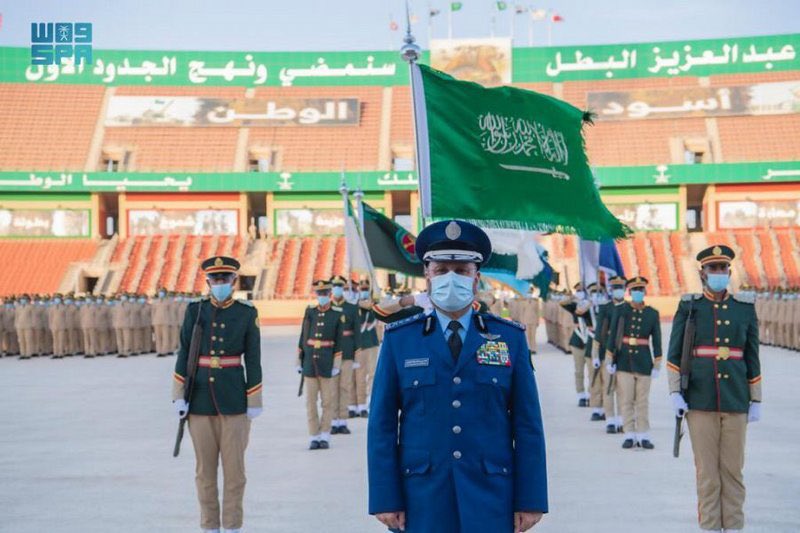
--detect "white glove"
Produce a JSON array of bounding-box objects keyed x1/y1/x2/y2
[
  {"x1": 331, "y1": 367, "x2": 341, "y2": 377},
  {"x1": 247, "y1": 407, "x2": 263, "y2": 420},
  {"x1": 173, "y1": 399, "x2": 189, "y2": 419},
  {"x1": 352, "y1": 362, "x2": 361, "y2": 369},
  {"x1": 748, "y1": 402, "x2": 761, "y2": 423},
  {"x1": 651, "y1": 367, "x2": 660, "y2": 379},
  {"x1": 295, "y1": 365, "x2": 302, "y2": 374},
  {"x1": 606, "y1": 363, "x2": 616, "y2": 375},
  {"x1": 414, "y1": 292, "x2": 431, "y2": 309},
  {"x1": 670, "y1": 392, "x2": 688, "y2": 418},
  {"x1": 592, "y1": 358, "x2": 600, "y2": 369}
]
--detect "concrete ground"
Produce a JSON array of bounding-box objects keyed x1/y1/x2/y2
[{"x1": 1, "y1": 324, "x2": 798, "y2": 533}]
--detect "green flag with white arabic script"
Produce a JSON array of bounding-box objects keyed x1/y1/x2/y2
[{"x1": 411, "y1": 63, "x2": 630, "y2": 240}]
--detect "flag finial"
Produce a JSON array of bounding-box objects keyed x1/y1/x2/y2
[{"x1": 400, "y1": 0, "x2": 420, "y2": 63}]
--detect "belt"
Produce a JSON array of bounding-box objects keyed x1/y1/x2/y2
[
  {"x1": 342, "y1": 330, "x2": 354, "y2": 337},
  {"x1": 198, "y1": 355, "x2": 242, "y2": 368},
  {"x1": 693, "y1": 346, "x2": 743, "y2": 360},
  {"x1": 306, "y1": 339, "x2": 335, "y2": 348},
  {"x1": 622, "y1": 336, "x2": 649, "y2": 346}
]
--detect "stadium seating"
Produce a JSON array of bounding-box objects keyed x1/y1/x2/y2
[{"x1": 0, "y1": 240, "x2": 98, "y2": 296}]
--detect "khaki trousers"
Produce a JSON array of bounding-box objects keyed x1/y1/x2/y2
[
  {"x1": 52, "y1": 330, "x2": 67, "y2": 356},
  {"x1": 306, "y1": 376, "x2": 336, "y2": 436},
  {"x1": 334, "y1": 359, "x2": 355, "y2": 419},
  {"x1": 21, "y1": 329, "x2": 35, "y2": 356},
  {"x1": 154, "y1": 324, "x2": 169, "y2": 354},
  {"x1": 571, "y1": 346, "x2": 589, "y2": 393},
  {"x1": 354, "y1": 347, "x2": 375, "y2": 406},
  {"x1": 589, "y1": 362, "x2": 603, "y2": 409},
  {"x1": 687, "y1": 410, "x2": 747, "y2": 531},
  {"x1": 114, "y1": 328, "x2": 124, "y2": 354},
  {"x1": 363, "y1": 346, "x2": 380, "y2": 401},
  {"x1": 69, "y1": 328, "x2": 81, "y2": 354},
  {"x1": 616, "y1": 371, "x2": 651, "y2": 434},
  {"x1": 122, "y1": 328, "x2": 133, "y2": 355},
  {"x1": 188, "y1": 414, "x2": 250, "y2": 530}
]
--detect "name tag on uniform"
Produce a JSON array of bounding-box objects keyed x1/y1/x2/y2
[
  {"x1": 404, "y1": 358, "x2": 430, "y2": 368},
  {"x1": 476, "y1": 341, "x2": 511, "y2": 366}
]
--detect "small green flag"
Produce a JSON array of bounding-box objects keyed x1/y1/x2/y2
[
  {"x1": 496, "y1": 1, "x2": 508, "y2": 11},
  {"x1": 410, "y1": 63, "x2": 630, "y2": 240},
  {"x1": 450, "y1": 2, "x2": 463, "y2": 11}
]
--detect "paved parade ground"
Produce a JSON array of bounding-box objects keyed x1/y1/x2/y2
[{"x1": 1, "y1": 324, "x2": 799, "y2": 533}]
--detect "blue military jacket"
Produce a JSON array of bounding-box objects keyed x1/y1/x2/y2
[{"x1": 367, "y1": 311, "x2": 548, "y2": 533}]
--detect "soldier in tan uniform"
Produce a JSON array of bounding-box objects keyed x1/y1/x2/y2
[
  {"x1": 65, "y1": 296, "x2": 82, "y2": 356},
  {"x1": 42, "y1": 296, "x2": 55, "y2": 356},
  {"x1": 1, "y1": 298, "x2": 19, "y2": 356},
  {"x1": 15, "y1": 296, "x2": 33, "y2": 359},
  {"x1": 521, "y1": 292, "x2": 540, "y2": 354},
  {"x1": 112, "y1": 294, "x2": 129, "y2": 357},
  {"x1": 94, "y1": 295, "x2": 111, "y2": 356},
  {"x1": 48, "y1": 294, "x2": 69, "y2": 359},
  {"x1": 152, "y1": 289, "x2": 172, "y2": 357},
  {"x1": 136, "y1": 295, "x2": 153, "y2": 355},
  {"x1": 79, "y1": 295, "x2": 95, "y2": 358},
  {"x1": 31, "y1": 296, "x2": 47, "y2": 357},
  {"x1": 792, "y1": 288, "x2": 800, "y2": 351}
]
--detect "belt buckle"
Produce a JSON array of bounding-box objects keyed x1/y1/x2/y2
[
  {"x1": 717, "y1": 346, "x2": 730, "y2": 360},
  {"x1": 314, "y1": 340, "x2": 322, "y2": 349},
  {"x1": 628, "y1": 337, "x2": 638, "y2": 346},
  {"x1": 209, "y1": 356, "x2": 221, "y2": 369}
]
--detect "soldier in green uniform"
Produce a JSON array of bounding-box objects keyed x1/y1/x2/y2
[
  {"x1": 171, "y1": 256, "x2": 262, "y2": 533},
  {"x1": 297, "y1": 279, "x2": 344, "y2": 450},
  {"x1": 667, "y1": 245, "x2": 761, "y2": 533},
  {"x1": 606, "y1": 276, "x2": 662, "y2": 449},
  {"x1": 329, "y1": 275, "x2": 361, "y2": 430},
  {"x1": 591, "y1": 277, "x2": 626, "y2": 433},
  {"x1": 559, "y1": 283, "x2": 592, "y2": 407}
]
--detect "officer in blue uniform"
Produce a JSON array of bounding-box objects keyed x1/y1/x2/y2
[{"x1": 367, "y1": 220, "x2": 548, "y2": 533}]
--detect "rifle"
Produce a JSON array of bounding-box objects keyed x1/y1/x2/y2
[
  {"x1": 673, "y1": 298, "x2": 696, "y2": 458},
  {"x1": 173, "y1": 302, "x2": 204, "y2": 457},
  {"x1": 590, "y1": 309, "x2": 610, "y2": 388},
  {"x1": 298, "y1": 308, "x2": 311, "y2": 397},
  {"x1": 607, "y1": 313, "x2": 626, "y2": 396}
]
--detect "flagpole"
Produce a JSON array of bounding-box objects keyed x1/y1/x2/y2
[
  {"x1": 401, "y1": 2, "x2": 428, "y2": 229},
  {"x1": 339, "y1": 174, "x2": 352, "y2": 282}
]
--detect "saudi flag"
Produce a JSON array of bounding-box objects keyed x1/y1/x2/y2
[
  {"x1": 450, "y1": 2, "x2": 463, "y2": 11},
  {"x1": 410, "y1": 63, "x2": 630, "y2": 240}
]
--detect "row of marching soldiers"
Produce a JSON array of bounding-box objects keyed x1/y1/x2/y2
[
  {"x1": 545, "y1": 275, "x2": 662, "y2": 450},
  {"x1": 0, "y1": 290, "x2": 193, "y2": 359},
  {"x1": 296, "y1": 275, "x2": 543, "y2": 450},
  {"x1": 752, "y1": 286, "x2": 800, "y2": 351}
]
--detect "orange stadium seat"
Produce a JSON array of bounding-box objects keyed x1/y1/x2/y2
[
  {"x1": 156, "y1": 235, "x2": 180, "y2": 290},
  {"x1": 274, "y1": 238, "x2": 298, "y2": 298},
  {"x1": 756, "y1": 230, "x2": 782, "y2": 287},
  {"x1": 668, "y1": 232, "x2": 687, "y2": 293},
  {"x1": 0, "y1": 240, "x2": 98, "y2": 297},
  {"x1": 617, "y1": 238, "x2": 635, "y2": 280},
  {"x1": 732, "y1": 231, "x2": 762, "y2": 288},
  {"x1": 632, "y1": 234, "x2": 653, "y2": 286},
  {"x1": 776, "y1": 230, "x2": 800, "y2": 287},
  {"x1": 648, "y1": 232, "x2": 674, "y2": 296},
  {"x1": 331, "y1": 237, "x2": 346, "y2": 278},
  {"x1": 0, "y1": 85, "x2": 105, "y2": 170}
]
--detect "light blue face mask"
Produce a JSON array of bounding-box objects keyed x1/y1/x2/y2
[
  {"x1": 210, "y1": 283, "x2": 233, "y2": 302},
  {"x1": 120, "y1": 296, "x2": 128, "y2": 302},
  {"x1": 575, "y1": 291, "x2": 586, "y2": 300},
  {"x1": 612, "y1": 288, "x2": 625, "y2": 300},
  {"x1": 317, "y1": 295, "x2": 331, "y2": 307},
  {"x1": 706, "y1": 273, "x2": 729, "y2": 292},
  {"x1": 54, "y1": 298, "x2": 62, "y2": 305},
  {"x1": 360, "y1": 291, "x2": 370, "y2": 300},
  {"x1": 430, "y1": 271, "x2": 475, "y2": 312},
  {"x1": 332, "y1": 286, "x2": 344, "y2": 299},
  {"x1": 158, "y1": 291, "x2": 166, "y2": 298},
  {"x1": 630, "y1": 290, "x2": 645, "y2": 303}
]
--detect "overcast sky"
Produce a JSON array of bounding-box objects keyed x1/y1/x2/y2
[{"x1": 1, "y1": 0, "x2": 798, "y2": 52}]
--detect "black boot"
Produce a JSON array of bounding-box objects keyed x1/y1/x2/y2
[
  {"x1": 590, "y1": 413, "x2": 606, "y2": 422},
  {"x1": 338, "y1": 426, "x2": 351, "y2": 435},
  {"x1": 622, "y1": 439, "x2": 635, "y2": 449},
  {"x1": 331, "y1": 426, "x2": 340, "y2": 435},
  {"x1": 360, "y1": 410, "x2": 369, "y2": 418},
  {"x1": 348, "y1": 409, "x2": 358, "y2": 418},
  {"x1": 640, "y1": 439, "x2": 655, "y2": 450},
  {"x1": 605, "y1": 424, "x2": 616, "y2": 434},
  {"x1": 309, "y1": 440, "x2": 320, "y2": 450},
  {"x1": 318, "y1": 440, "x2": 330, "y2": 449}
]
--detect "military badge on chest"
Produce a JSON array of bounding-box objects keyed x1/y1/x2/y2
[{"x1": 477, "y1": 341, "x2": 511, "y2": 366}]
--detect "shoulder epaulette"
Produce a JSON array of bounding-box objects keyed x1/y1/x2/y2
[
  {"x1": 681, "y1": 293, "x2": 702, "y2": 301},
  {"x1": 235, "y1": 299, "x2": 254, "y2": 308},
  {"x1": 384, "y1": 312, "x2": 426, "y2": 332},
  {"x1": 483, "y1": 312, "x2": 526, "y2": 331},
  {"x1": 732, "y1": 293, "x2": 755, "y2": 304}
]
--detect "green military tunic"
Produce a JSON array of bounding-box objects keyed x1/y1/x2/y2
[
  {"x1": 607, "y1": 302, "x2": 662, "y2": 375},
  {"x1": 592, "y1": 300, "x2": 626, "y2": 360},
  {"x1": 667, "y1": 291, "x2": 761, "y2": 413},
  {"x1": 560, "y1": 299, "x2": 591, "y2": 350},
  {"x1": 358, "y1": 305, "x2": 380, "y2": 350},
  {"x1": 298, "y1": 304, "x2": 344, "y2": 378},
  {"x1": 173, "y1": 297, "x2": 262, "y2": 416},
  {"x1": 331, "y1": 298, "x2": 361, "y2": 360}
]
